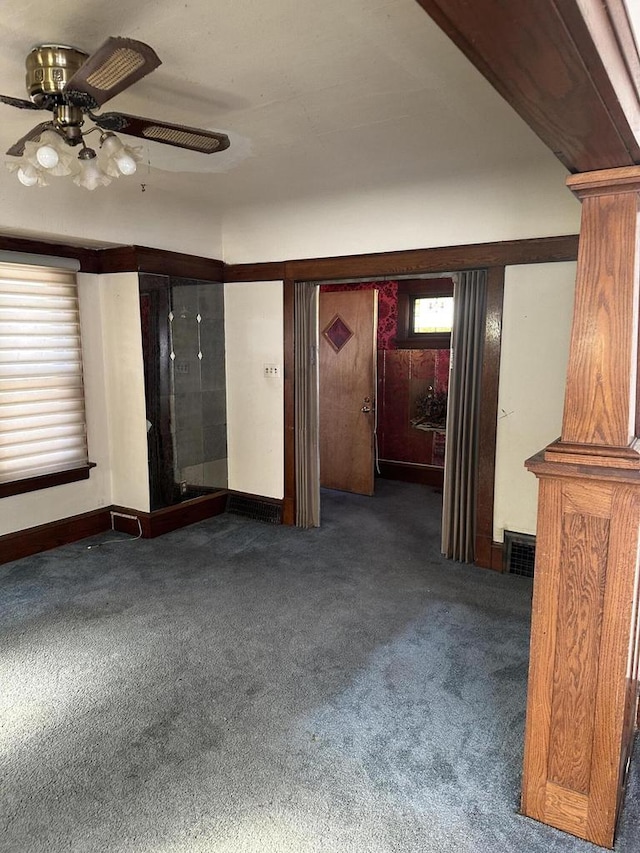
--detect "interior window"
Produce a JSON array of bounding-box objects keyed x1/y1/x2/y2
[
  {"x1": 396, "y1": 277, "x2": 455, "y2": 349},
  {"x1": 412, "y1": 295, "x2": 454, "y2": 334}
]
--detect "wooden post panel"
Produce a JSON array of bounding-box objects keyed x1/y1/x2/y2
[{"x1": 522, "y1": 167, "x2": 640, "y2": 848}]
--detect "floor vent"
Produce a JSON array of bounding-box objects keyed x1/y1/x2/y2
[
  {"x1": 504, "y1": 531, "x2": 536, "y2": 578},
  {"x1": 226, "y1": 495, "x2": 282, "y2": 524}
]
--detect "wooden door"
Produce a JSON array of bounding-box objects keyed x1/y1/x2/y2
[{"x1": 319, "y1": 290, "x2": 377, "y2": 495}]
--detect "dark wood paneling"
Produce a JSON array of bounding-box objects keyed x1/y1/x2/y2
[
  {"x1": 0, "y1": 234, "x2": 100, "y2": 272},
  {"x1": 475, "y1": 266, "x2": 505, "y2": 569},
  {"x1": 98, "y1": 245, "x2": 224, "y2": 280},
  {"x1": 377, "y1": 461, "x2": 444, "y2": 487},
  {"x1": 0, "y1": 508, "x2": 111, "y2": 565},
  {"x1": 224, "y1": 236, "x2": 579, "y2": 284},
  {"x1": 414, "y1": 0, "x2": 640, "y2": 172}
]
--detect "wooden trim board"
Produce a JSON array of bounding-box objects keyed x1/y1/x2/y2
[
  {"x1": 377, "y1": 461, "x2": 444, "y2": 488},
  {"x1": 0, "y1": 508, "x2": 112, "y2": 565},
  {"x1": 1, "y1": 492, "x2": 228, "y2": 565},
  {"x1": 224, "y1": 235, "x2": 579, "y2": 283}
]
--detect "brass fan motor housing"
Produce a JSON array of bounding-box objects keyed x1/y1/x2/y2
[{"x1": 26, "y1": 44, "x2": 89, "y2": 106}]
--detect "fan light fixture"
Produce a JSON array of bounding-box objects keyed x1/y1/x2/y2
[
  {"x1": 1, "y1": 38, "x2": 231, "y2": 192},
  {"x1": 7, "y1": 128, "x2": 141, "y2": 190}
]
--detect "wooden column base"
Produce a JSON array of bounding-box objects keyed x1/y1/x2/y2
[{"x1": 522, "y1": 453, "x2": 640, "y2": 848}]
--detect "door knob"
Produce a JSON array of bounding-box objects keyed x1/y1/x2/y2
[{"x1": 361, "y1": 405, "x2": 371, "y2": 413}]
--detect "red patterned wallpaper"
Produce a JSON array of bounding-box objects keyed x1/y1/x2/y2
[
  {"x1": 321, "y1": 281, "x2": 398, "y2": 350},
  {"x1": 377, "y1": 349, "x2": 450, "y2": 467}
]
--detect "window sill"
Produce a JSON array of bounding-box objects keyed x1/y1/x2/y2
[{"x1": 0, "y1": 463, "x2": 96, "y2": 499}]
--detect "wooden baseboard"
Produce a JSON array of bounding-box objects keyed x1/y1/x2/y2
[
  {"x1": 282, "y1": 496, "x2": 295, "y2": 526},
  {"x1": 0, "y1": 507, "x2": 112, "y2": 565},
  {"x1": 475, "y1": 534, "x2": 504, "y2": 571},
  {"x1": 112, "y1": 490, "x2": 228, "y2": 538},
  {"x1": 377, "y1": 460, "x2": 444, "y2": 487},
  {"x1": 0, "y1": 492, "x2": 229, "y2": 564},
  {"x1": 491, "y1": 542, "x2": 505, "y2": 571}
]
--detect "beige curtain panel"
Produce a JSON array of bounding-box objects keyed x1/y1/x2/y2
[
  {"x1": 294, "y1": 281, "x2": 320, "y2": 528},
  {"x1": 441, "y1": 269, "x2": 487, "y2": 562}
]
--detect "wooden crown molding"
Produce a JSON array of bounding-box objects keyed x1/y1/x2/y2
[
  {"x1": 0, "y1": 234, "x2": 225, "y2": 280},
  {"x1": 567, "y1": 165, "x2": 640, "y2": 198},
  {"x1": 224, "y1": 235, "x2": 579, "y2": 283},
  {"x1": 0, "y1": 234, "x2": 100, "y2": 272},
  {"x1": 96, "y1": 245, "x2": 224, "y2": 280}
]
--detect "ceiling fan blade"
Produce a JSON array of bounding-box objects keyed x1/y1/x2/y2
[
  {"x1": 0, "y1": 94, "x2": 41, "y2": 110},
  {"x1": 6, "y1": 121, "x2": 53, "y2": 156},
  {"x1": 64, "y1": 37, "x2": 161, "y2": 107},
  {"x1": 92, "y1": 112, "x2": 231, "y2": 154}
]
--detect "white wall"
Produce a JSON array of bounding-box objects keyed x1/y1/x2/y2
[
  {"x1": 221, "y1": 163, "x2": 581, "y2": 506},
  {"x1": 493, "y1": 262, "x2": 577, "y2": 541},
  {"x1": 222, "y1": 160, "x2": 581, "y2": 264},
  {"x1": 2, "y1": 270, "x2": 153, "y2": 536},
  {"x1": 99, "y1": 273, "x2": 150, "y2": 512},
  {"x1": 0, "y1": 272, "x2": 112, "y2": 535},
  {"x1": 224, "y1": 281, "x2": 284, "y2": 499},
  {"x1": 0, "y1": 173, "x2": 224, "y2": 259}
]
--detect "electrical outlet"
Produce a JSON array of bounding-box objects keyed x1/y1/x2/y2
[{"x1": 264, "y1": 363, "x2": 281, "y2": 378}]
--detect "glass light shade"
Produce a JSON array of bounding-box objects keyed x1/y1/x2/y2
[
  {"x1": 101, "y1": 133, "x2": 140, "y2": 177},
  {"x1": 24, "y1": 132, "x2": 75, "y2": 177},
  {"x1": 73, "y1": 150, "x2": 111, "y2": 191},
  {"x1": 35, "y1": 144, "x2": 59, "y2": 169},
  {"x1": 17, "y1": 164, "x2": 39, "y2": 186}
]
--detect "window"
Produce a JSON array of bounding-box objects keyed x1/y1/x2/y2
[
  {"x1": 396, "y1": 277, "x2": 455, "y2": 349},
  {"x1": 413, "y1": 295, "x2": 454, "y2": 334},
  {"x1": 0, "y1": 262, "x2": 91, "y2": 497}
]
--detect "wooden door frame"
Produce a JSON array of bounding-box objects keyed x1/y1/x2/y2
[{"x1": 225, "y1": 234, "x2": 579, "y2": 569}]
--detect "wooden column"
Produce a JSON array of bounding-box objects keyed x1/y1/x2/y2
[{"x1": 522, "y1": 167, "x2": 640, "y2": 848}]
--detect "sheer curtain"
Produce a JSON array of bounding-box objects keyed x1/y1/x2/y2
[
  {"x1": 294, "y1": 281, "x2": 320, "y2": 527},
  {"x1": 441, "y1": 269, "x2": 487, "y2": 562}
]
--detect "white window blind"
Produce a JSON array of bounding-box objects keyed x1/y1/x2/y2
[{"x1": 0, "y1": 262, "x2": 89, "y2": 485}]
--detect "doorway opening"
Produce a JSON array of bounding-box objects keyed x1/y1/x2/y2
[
  {"x1": 319, "y1": 276, "x2": 455, "y2": 496},
  {"x1": 292, "y1": 268, "x2": 496, "y2": 568}
]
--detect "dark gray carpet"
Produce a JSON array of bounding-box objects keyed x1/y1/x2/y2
[{"x1": 0, "y1": 480, "x2": 638, "y2": 852}]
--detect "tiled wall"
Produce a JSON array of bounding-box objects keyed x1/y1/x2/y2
[{"x1": 377, "y1": 348, "x2": 449, "y2": 467}]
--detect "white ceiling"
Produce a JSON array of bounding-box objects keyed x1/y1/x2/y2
[{"x1": 0, "y1": 0, "x2": 562, "y2": 213}]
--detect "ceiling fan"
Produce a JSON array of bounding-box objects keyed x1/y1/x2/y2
[{"x1": 0, "y1": 37, "x2": 231, "y2": 189}]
